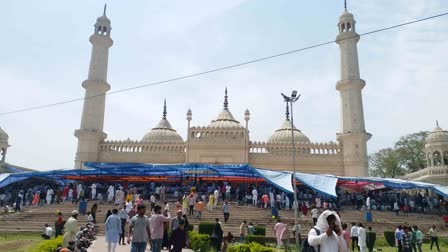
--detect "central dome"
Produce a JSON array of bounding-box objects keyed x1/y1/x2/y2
[
  {"x1": 267, "y1": 120, "x2": 310, "y2": 144},
  {"x1": 426, "y1": 122, "x2": 448, "y2": 144},
  {"x1": 208, "y1": 88, "x2": 243, "y2": 129},
  {"x1": 141, "y1": 100, "x2": 184, "y2": 143},
  {"x1": 267, "y1": 102, "x2": 310, "y2": 144}
]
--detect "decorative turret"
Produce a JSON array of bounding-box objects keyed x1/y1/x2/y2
[
  {"x1": 74, "y1": 6, "x2": 113, "y2": 169},
  {"x1": 425, "y1": 121, "x2": 448, "y2": 168},
  {"x1": 141, "y1": 99, "x2": 184, "y2": 143},
  {"x1": 0, "y1": 126, "x2": 9, "y2": 167},
  {"x1": 335, "y1": 3, "x2": 371, "y2": 176}
]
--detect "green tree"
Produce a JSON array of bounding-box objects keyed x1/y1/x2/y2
[
  {"x1": 369, "y1": 148, "x2": 404, "y2": 178},
  {"x1": 394, "y1": 131, "x2": 429, "y2": 172}
]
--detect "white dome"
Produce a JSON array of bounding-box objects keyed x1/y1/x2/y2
[
  {"x1": 141, "y1": 119, "x2": 184, "y2": 143},
  {"x1": 208, "y1": 109, "x2": 243, "y2": 129},
  {"x1": 426, "y1": 123, "x2": 448, "y2": 144},
  {"x1": 267, "y1": 120, "x2": 310, "y2": 144},
  {"x1": 0, "y1": 127, "x2": 8, "y2": 143}
]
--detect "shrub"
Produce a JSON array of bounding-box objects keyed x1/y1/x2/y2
[
  {"x1": 198, "y1": 222, "x2": 215, "y2": 235},
  {"x1": 383, "y1": 231, "x2": 395, "y2": 247},
  {"x1": 29, "y1": 236, "x2": 63, "y2": 252},
  {"x1": 375, "y1": 237, "x2": 389, "y2": 247},
  {"x1": 253, "y1": 226, "x2": 266, "y2": 236},
  {"x1": 186, "y1": 224, "x2": 194, "y2": 232},
  {"x1": 188, "y1": 231, "x2": 211, "y2": 252},
  {"x1": 228, "y1": 242, "x2": 273, "y2": 252},
  {"x1": 245, "y1": 235, "x2": 266, "y2": 246}
]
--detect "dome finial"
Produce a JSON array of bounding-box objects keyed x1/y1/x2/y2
[
  {"x1": 285, "y1": 101, "x2": 290, "y2": 120},
  {"x1": 224, "y1": 87, "x2": 229, "y2": 110},
  {"x1": 344, "y1": 0, "x2": 347, "y2": 11},
  {"x1": 163, "y1": 99, "x2": 167, "y2": 119},
  {"x1": 103, "y1": 4, "x2": 107, "y2": 16},
  {"x1": 436, "y1": 120, "x2": 439, "y2": 128}
]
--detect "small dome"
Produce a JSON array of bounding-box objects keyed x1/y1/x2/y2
[
  {"x1": 141, "y1": 119, "x2": 184, "y2": 143},
  {"x1": 0, "y1": 127, "x2": 8, "y2": 143},
  {"x1": 339, "y1": 10, "x2": 354, "y2": 22},
  {"x1": 426, "y1": 123, "x2": 448, "y2": 144},
  {"x1": 96, "y1": 15, "x2": 111, "y2": 25},
  {"x1": 208, "y1": 109, "x2": 243, "y2": 129},
  {"x1": 267, "y1": 120, "x2": 310, "y2": 144}
]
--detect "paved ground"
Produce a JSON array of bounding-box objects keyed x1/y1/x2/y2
[{"x1": 88, "y1": 236, "x2": 194, "y2": 252}]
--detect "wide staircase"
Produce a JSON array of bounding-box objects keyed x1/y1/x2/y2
[{"x1": 0, "y1": 201, "x2": 446, "y2": 238}]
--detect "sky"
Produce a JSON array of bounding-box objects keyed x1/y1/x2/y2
[{"x1": 0, "y1": 0, "x2": 447, "y2": 171}]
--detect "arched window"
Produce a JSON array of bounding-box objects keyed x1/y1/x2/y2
[
  {"x1": 341, "y1": 23, "x2": 345, "y2": 33},
  {"x1": 443, "y1": 151, "x2": 448, "y2": 165},
  {"x1": 347, "y1": 22, "x2": 352, "y2": 31},
  {"x1": 433, "y1": 151, "x2": 441, "y2": 165}
]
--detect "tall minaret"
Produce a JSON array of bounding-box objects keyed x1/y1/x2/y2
[
  {"x1": 74, "y1": 5, "x2": 113, "y2": 169},
  {"x1": 336, "y1": 4, "x2": 371, "y2": 176}
]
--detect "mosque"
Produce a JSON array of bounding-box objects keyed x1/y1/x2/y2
[{"x1": 0, "y1": 6, "x2": 447, "y2": 184}]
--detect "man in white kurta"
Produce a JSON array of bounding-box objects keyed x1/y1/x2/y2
[
  {"x1": 91, "y1": 183, "x2": 97, "y2": 200},
  {"x1": 357, "y1": 224, "x2": 367, "y2": 252},
  {"x1": 63, "y1": 211, "x2": 79, "y2": 247},
  {"x1": 105, "y1": 209, "x2": 122, "y2": 252},
  {"x1": 308, "y1": 210, "x2": 348, "y2": 252},
  {"x1": 108, "y1": 185, "x2": 115, "y2": 203}
]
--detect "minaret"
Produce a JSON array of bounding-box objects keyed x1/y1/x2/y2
[
  {"x1": 74, "y1": 5, "x2": 113, "y2": 169},
  {"x1": 336, "y1": 4, "x2": 371, "y2": 176}
]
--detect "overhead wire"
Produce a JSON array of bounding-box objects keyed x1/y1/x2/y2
[{"x1": 1, "y1": 11, "x2": 447, "y2": 116}]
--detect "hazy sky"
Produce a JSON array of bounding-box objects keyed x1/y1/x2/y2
[{"x1": 0, "y1": 0, "x2": 447, "y2": 171}]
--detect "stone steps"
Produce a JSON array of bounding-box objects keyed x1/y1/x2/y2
[{"x1": 1, "y1": 201, "x2": 446, "y2": 238}]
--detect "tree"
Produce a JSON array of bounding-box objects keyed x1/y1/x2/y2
[
  {"x1": 369, "y1": 148, "x2": 404, "y2": 178},
  {"x1": 394, "y1": 131, "x2": 429, "y2": 173}
]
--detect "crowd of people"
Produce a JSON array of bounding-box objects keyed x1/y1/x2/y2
[{"x1": 0, "y1": 179, "x2": 446, "y2": 252}]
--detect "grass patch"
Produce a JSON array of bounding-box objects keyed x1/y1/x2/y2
[{"x1": 0, "y1": 233, "x2": 42, "y2": 252}]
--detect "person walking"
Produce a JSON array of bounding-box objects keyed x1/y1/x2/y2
[
  {"x1": 128, "y1": 205, "x2": 151, "y2": 252},
  {"x1": 429, "y1": 225, "x2": 440, "y2": 251},
  {"x1": 342, "y1": 223, "x2": 350, "y2": 252},
  {"x1": 401, "y1": 226, "x2": 412, "y2": 252},
  {"x1": 207, "y1": 193, "x2": 214, "y2": 211},
  {"x1": 55, "y1": 212, "x2": 64, "y2": 238},
  {"x1": 311, "y1": 206, "x2": 318, "y2": 225},
  {"x1": 196, "y1": 199, "x2": 204, "y2": 220},
  {"x1": 223, "y1": 201, "x2": 230, "y2": 224},
  {"x1": 281, "y1": 224, "x2": 290, "y2": 252},
  {"x1": 252, "y1": 188, "x2": 258, "y2": 206},
  {"x1": 62, "y1": 210, "x2": 79, "y2": 247},
  {"x1": 170, "y1": 219, "x2": 187, "y2": 252},
  {"x1": 395, "y1": 225, "x2": 403, "y2": 252},
  {"x1": 170, "y1": 210, "x2": 185, "y2": 236},
  {"x1": 211, "y1": 218, "x2": 224, "y2": 252},
  {"x1": 150, "y1": 205, "x2": 171, "y2": 252},
  {"x1": 118, "y1": 206, "x2": 128, "y2": 245},
  {"x1": 239, "y1": 220, "x2": 247, "y2": 243},
  {"x1": 307, "y1": 210, "x2": 348, "y2": 252},
  {"x1": 413, "y1": 226, "x2": 423, "y2": 252},
  {"x1": 357, "y1": 223, "x2": 366, "y2": 252},
  {"x1": 214, "y1": 188, "x2": 220, "y2": 208},
  {"x1": 105, "y1": 209, "x2": 122, "y2": 252},
  {"x1": 351, "y1": 222, "x2": 359, "y2": 251},
  {"x1": 274, "y1": 219, "x2": 285, "y2": 248}
]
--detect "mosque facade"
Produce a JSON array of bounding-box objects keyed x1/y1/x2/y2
[{"x1": 72, "y1": 7, "x2": 371, "y2": 177}]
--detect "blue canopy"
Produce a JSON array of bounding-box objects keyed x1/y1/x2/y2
[{"x1": 0, "y1": 162, "x2": 446, "y2": 198}]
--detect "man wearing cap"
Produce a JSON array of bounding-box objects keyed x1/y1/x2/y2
[
  {"x1": 128, "y1": 204, "x2": 151, "y2": 252},
  {"x1": 63, "y1": 210, "x2": 79, "y2": 247}
]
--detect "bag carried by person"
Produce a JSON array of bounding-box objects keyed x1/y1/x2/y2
[{"x1": 301, "y1": 227, "x2": 320, "y2": 252}]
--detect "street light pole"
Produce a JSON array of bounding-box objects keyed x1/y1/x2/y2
[{"x1": 281, "y1": 91, "x2": 300, "y2": 251}]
